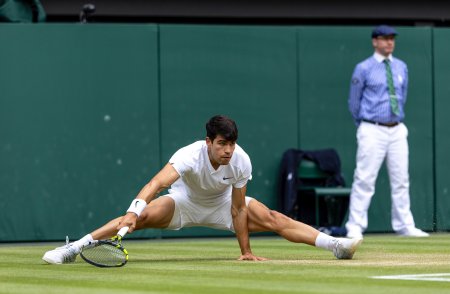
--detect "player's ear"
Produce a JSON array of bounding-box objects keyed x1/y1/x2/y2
[{"x1": 206, "y1": 137, "x2": 212, "y2": 145}]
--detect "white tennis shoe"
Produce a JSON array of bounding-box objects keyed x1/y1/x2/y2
[
  {"x1": 42, "y1": 236, "x2": 79, "y2": 264},
  {"x1": 332, "y1": 237, "x2": 363, "y2": 259},
  {"x1": 397, "y1": 227, "x2": 430, "y2": 237}
]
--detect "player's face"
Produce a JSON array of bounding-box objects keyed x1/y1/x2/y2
[
  {"x1": 373, "y1": 35, "x2": 396, "y2": 57},
  {"x1": 206, "y1": 135, "x2": 236, "y2": 169}
]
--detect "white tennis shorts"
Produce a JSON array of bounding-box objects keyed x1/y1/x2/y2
[{"x1": 163, "y1": 194, "x2": 254, "y2": 232}]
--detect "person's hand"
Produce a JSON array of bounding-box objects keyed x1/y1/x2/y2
[
  {"x1": 117, "y1": 212, "x2": 138, "y2": 233},
  {"x1": 237, "y1": 253, "x2": 269, "y2": 261}
]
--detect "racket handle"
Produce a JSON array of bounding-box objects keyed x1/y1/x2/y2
[{"x1": 117, "y1": 226, "x2": 129, "y2": 238}]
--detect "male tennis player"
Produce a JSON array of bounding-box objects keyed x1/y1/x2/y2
[{"x1": 43, "y1": 115, "x2": 362, "y2": 264}]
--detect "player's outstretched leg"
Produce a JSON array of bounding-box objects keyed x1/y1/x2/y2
[
  {"x1": 42, "y1": 196, "x2": 175, "y2": 264},
  {"x1": 246, "y1": 199, "x2": 363, "y2": 259},
  {"x1": 42, "y1": 216, "x2": 122, "y2": 264}
]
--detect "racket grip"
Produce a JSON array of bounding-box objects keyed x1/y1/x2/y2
[{"x1": 117, "y1": 226, "x2": 129, "y2": 238}]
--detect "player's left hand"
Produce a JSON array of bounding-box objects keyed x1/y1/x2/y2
[{"x1": 238, "y1": 253, "x2": 269, "y2": 261}]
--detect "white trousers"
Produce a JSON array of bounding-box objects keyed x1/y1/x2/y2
[{"x1": 345, "y1": 122, "x2": 416, "y2": 234}]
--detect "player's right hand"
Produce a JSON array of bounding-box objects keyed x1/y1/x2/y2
[
  {"x1": 117, "y1": 212, "x2": 138, "y2": 233},
  {"x1": 238, "y1": 253, "x2": 269, "y2": 261}
]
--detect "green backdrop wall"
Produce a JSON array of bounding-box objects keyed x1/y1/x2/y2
[
  {"x1": 434, "y1": 28, "x2": 450, "y2": 230},
  {"x1": 0, "y1": 24, "x2": 161, "y2": 241},
  {"x1": 0, "y1": 24, "x2": 447, "y2": 241}
]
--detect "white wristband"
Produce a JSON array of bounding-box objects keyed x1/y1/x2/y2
[{"x1": 126, "y1": 199, "x2": 147, "y2": 217}]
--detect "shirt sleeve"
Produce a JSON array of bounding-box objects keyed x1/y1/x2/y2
[
  {"x1": 402, "y1": 64, "x2": 409, "y2": 103},
  {"x1": 348, "y1": 64, "x2": 365, "y2": 126},
  {"x1": 233, "y1": 154, "x2": 252, "y2": 189},
  {"x1": 168, "y1": 147, "x2": 194, "y2": 177}
]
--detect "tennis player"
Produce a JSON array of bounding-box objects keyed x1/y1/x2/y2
[{"x1": 43, "y1": 115, "x2": 362, "y2": 264}]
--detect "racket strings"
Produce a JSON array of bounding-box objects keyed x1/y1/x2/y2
[{"x1": 82, "y1": 243, "x2": 126, "y2": 266}]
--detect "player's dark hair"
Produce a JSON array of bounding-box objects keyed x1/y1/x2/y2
[{"x1": 206, "y1": 115, "x2": 238, "y2": 142}]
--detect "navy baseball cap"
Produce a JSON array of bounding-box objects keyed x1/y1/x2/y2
[{"x1": 371, "y1": 25, "x2": 398, "y2": 38}]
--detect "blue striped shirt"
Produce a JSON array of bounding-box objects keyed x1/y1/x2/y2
[{"x1": 348, "y1": 52, "x2": 408, "y2": 125}]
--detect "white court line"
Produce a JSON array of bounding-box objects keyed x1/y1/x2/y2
[{"x1": 371, "y1": 273, "x2": 450, "y2": 282}]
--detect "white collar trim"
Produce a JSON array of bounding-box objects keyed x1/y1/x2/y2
[{"x1": 374, "y1": 52, "x2": 393, "y2": 63}]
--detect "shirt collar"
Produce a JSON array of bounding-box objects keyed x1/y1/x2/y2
[{"x1": 373, "y1": 52, "x2": 393, "y2": 63}]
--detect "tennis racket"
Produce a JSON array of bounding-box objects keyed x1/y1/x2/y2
[{"x1": 80, "y1": 226, "x2": 129, "y2": 268}]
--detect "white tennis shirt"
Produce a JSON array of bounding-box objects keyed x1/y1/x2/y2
[{"x1": 168, "y1": 140, "x2": 252, "y2": 206}]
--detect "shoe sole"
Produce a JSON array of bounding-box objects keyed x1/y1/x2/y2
[{"x1": 42, "y1": 255, "x2": 62, "y2": 264}]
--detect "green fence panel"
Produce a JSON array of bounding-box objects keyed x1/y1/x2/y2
[
  {"x1": 0, "y1": 24, "x2": 443, "y2": 241},
  {"x1": 159, "y1": 24, "x2": 298, "y2": 237},
  {"x1": 0, "y1": 24, "x2": 160, "y2": 241},
  {"x1": 396, "y1": 27, "x2": 434, "y2": 232},
  {"x1": 296, "y1": 26, "x2": 434, "y2": 232},
  {"x1": 434, "y1": 28, "x2": 450, "y2": 231}
]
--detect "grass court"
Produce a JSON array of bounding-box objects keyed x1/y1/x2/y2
[{"x1": 1, "y1": 234, "x2": 449, "y2": 294}]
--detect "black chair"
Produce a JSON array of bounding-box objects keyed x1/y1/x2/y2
[{"x1": 297, "y1": 159, "x2": 351, "y2": 227}]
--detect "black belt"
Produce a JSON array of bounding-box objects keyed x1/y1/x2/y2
[{"x1": 362, "y1": 119, "x2": 400, "y2": 127}]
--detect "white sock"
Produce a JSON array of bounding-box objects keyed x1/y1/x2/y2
[
  {"x1": 315, "y1": 232, "x2": 336, "y2": 251},
  {"x1": 72, "y1": 234, "x2": 94, "y2": 253}
]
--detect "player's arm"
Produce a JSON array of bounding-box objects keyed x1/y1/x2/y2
[
  {"x1": 231, "y1": 185, "x2": 267, "y2": 261},
  {"x1": 118, "y1": 163, "x2": 180, "y2": 232},
  {"x1": 134, "y1": 163, "x2": 180, "y2": 203}
]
